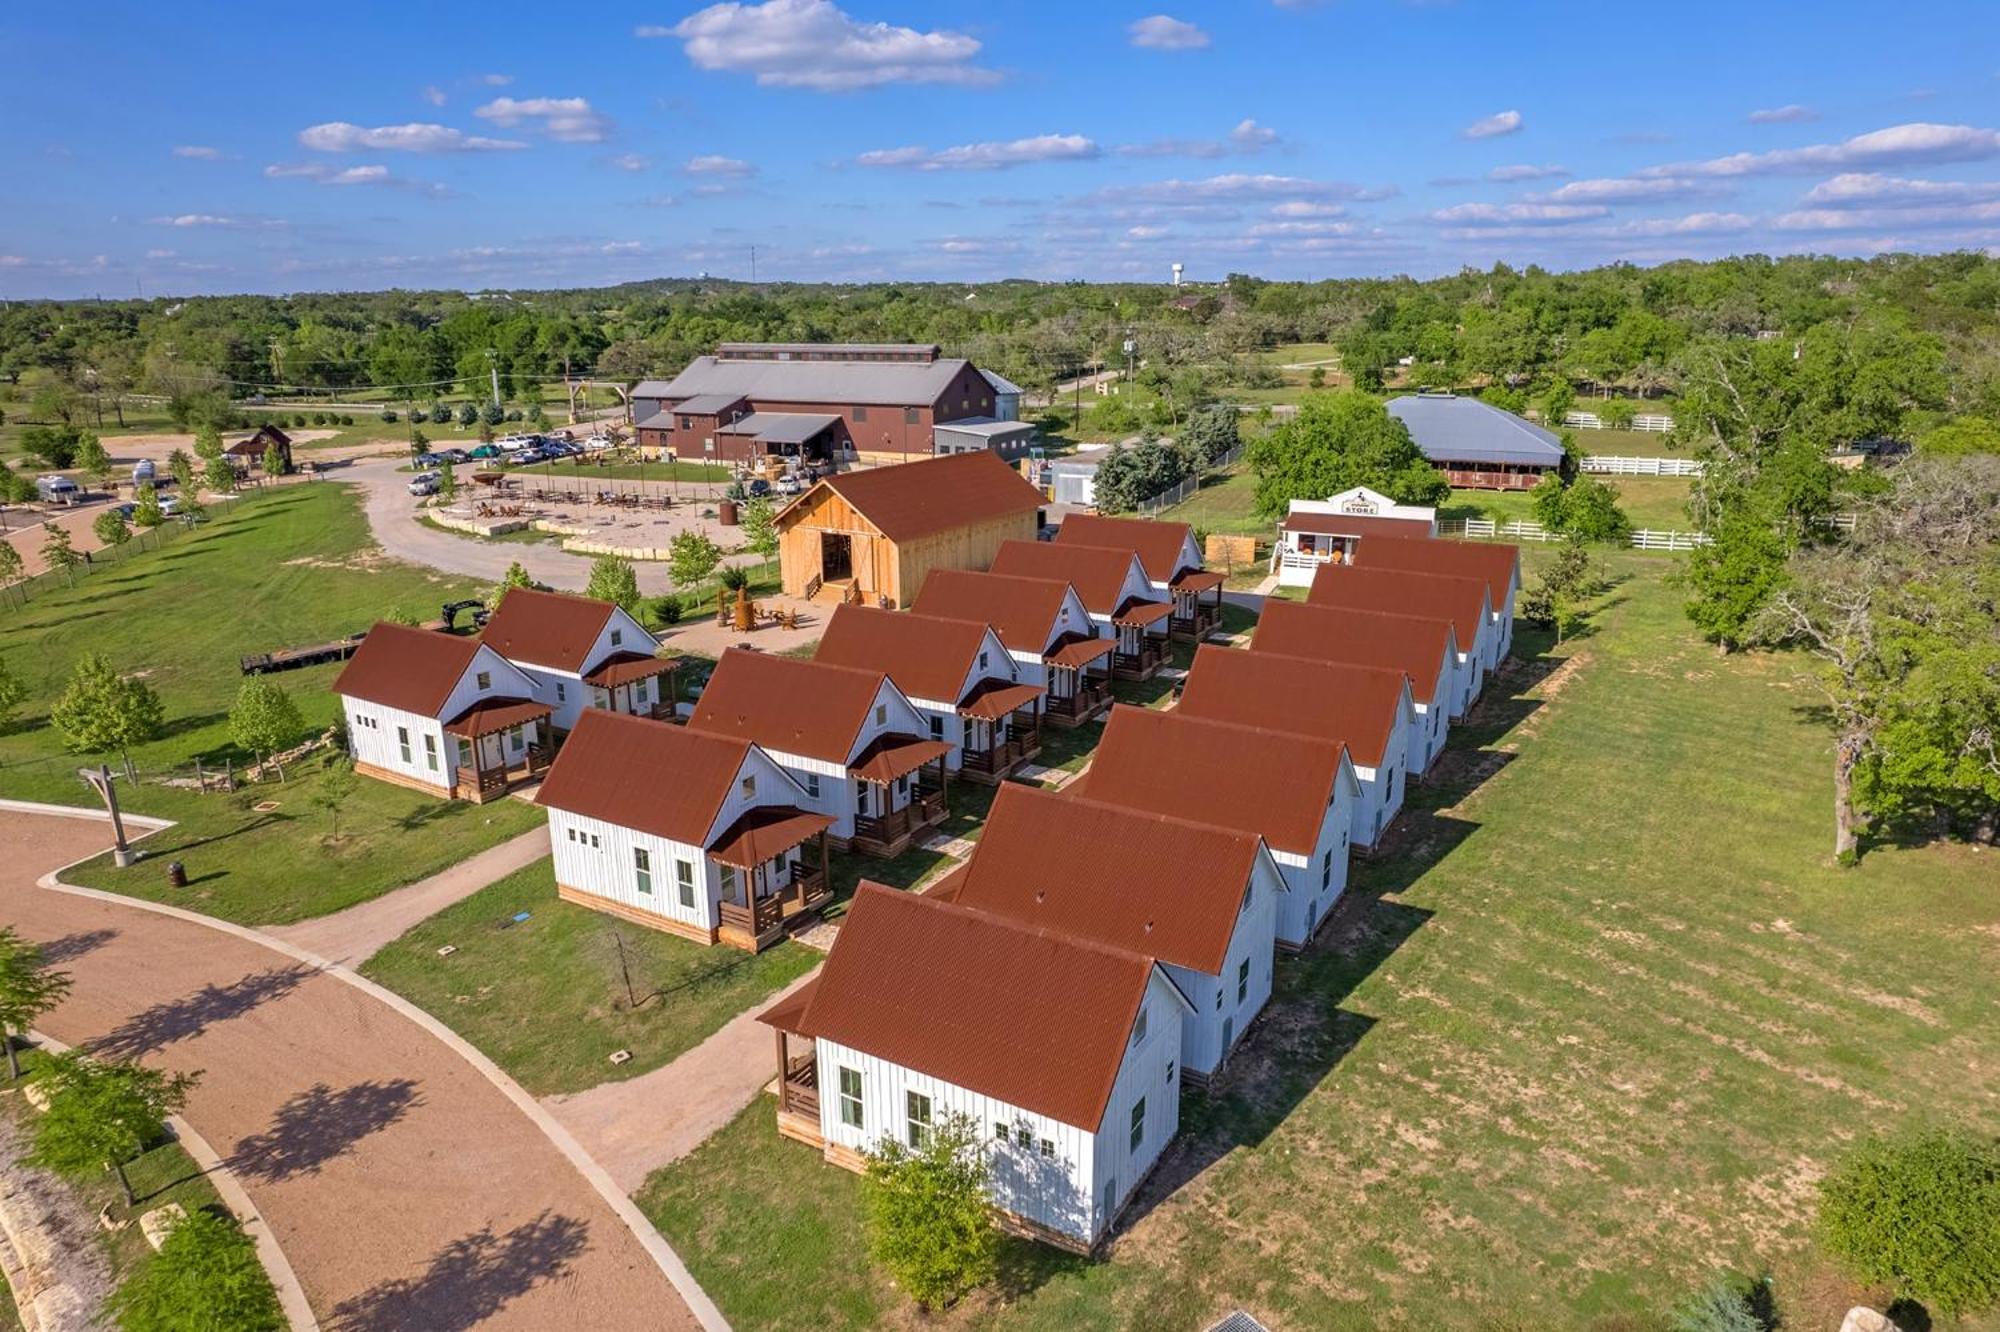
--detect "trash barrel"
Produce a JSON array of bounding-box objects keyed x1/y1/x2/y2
[
  {"x1": 167, "y1": 861, "x2": 187, "y2": 888},
  {"x1": 718, "y1": 499, "x2": 739, "y2": 526}
]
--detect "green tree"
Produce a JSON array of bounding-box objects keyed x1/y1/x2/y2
[
  {"x1": 0, "y1": 542, "x2": 22, "y2": 607},
  {"x1": 26, "y1": 1051, "x2": 199, "y2": 1206},
  {"x1": 229, "y1": 677, "x2": 306, "y2": 779},
  {"x1": 739, "y1": 496, "x2": 778, "y2": 567},
  {"x1": 310, "y1": 758, "x2": 360, "y2": 843},
  {"x1": 1517, "y1": 540, "x2": 1606, "y2": 643},
  {"x1": 863, "y1": 1112, "x2": 996, "y2": 1312},
  {"x1": 73, "y1": 431, "x2": 113, "y2": 491},
  {"x1": 133, "y1": 481, "x2": 165, "y2": 529},
  {"x1": 1597, "y1": 397, "x2": 1638, "y2": 429},
  {"x1": 0, "y1": 928, "x2": 72, "y2": 1081},
  {"x1": 1248, "y1": 389, "x2": 1447, "y2": 517},
  {"x1": 261, "y1": 441, "x2": 285, "y2": 477},
  {"x1": 203, "y1": 452, "x2": 237, "y2": 495},
  {"x1": 192, "y1": 424, "x2": 224, "y2": 463},
  {"x1": 1179, "y1": 402, "x2": 1241, "y2": 470},
  {"x1": 0, "y1": 458, "x2": 32, "y2": 504},
  {"x1": 40, "y1": 522, "x2": 82, "y2": 586},
  {"x1": 50, "y1": 651, "x2": 166, "y2": 783},
  {"x1": 1530, "y1": 474, "x2": 1631, "y2": 544},
  {"x1": 1920, "y1": 415, "x2": 2000, "y2": 457},
  {"x1": 437, "y1": 460, "x2": 457, "y2": 504},
  {"x1": 106, "y1": 1207, "x2": 284, "y2": 1332},
  {"x1": 0, "y1": 654, "x2": 26, "y2": 727},
  {"x1": 94, "y1": 507, "x2": 133, "y2": 549},
  {"x1": 667, "y1": 530, "x2": 723, "y2": 595},
  {"x1": 585, "y1": 554, "x2": 642, "y2": 611},
  {"x1": 1817, "y1": 1127, "x2": 2000, "y2": 1317},
  {"x1": 497, "y1": 561, "x2": 536, "y2": 594},
  {"x1": 19, "y1": 424, "x2": 84, "y2": 468},
  {"x1": 1680, "y1": 497, "x2": 1790, "y2": 654},
  {"x1": 167, "y1": 448, "x2": 197, "y2": 494}
]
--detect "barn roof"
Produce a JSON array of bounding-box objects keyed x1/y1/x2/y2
[
  {"x1": 988, "y1": 540, "x2": 1153, "y2": 617},
  {"x1": 1076, "y1": 706, "x2": 1350, "y2": 857},
  {"x1": 1352, "y1": 534, "x2": 1522, "y2": 609},
  {"x1": 670, "y1": 392, "x2": 749, "y2": 416},
  {"x1": 1307, "y1": 566, "x2": 1488, "y2": 653},
  {"x1": 333, "y1": 623, "x2": 480, "y2": 717},
  {"x1": 780, "y1": 451, "x2": 1044, "y2": 543},
  {"x1": 1175, "y1": 645, "x2": 1407, "y2": 769},
  {"x1": 909, "y1": 569, "x2": 1081, "y2": 655},
  {"x1": 1251, "y1": 600, "x2": 1455, "y2": 706},
  {"x1": 716, "y1": 412, "x2": 841, "y2": 444},
  {"x1": 814, "y1": 604, "x2": 1000, "y2": 706},
  {"x1": 687, "y1": 648, "x2": 890, "y2": 765},
  {"x1": 1386, "y1": 393, "x2": 1565, "y2": 467},
  {"x1": 1053, "y1": 514, "x2": 1197, "y2": 584},
  {"x1": 479, "y1": 587, "x2": 620, "y2": 673},
  {"x1": 950, "y1": 783, "x2": 1266, "y2": 975},
  {"x1": 535, "y1": 709, "x2": 755, "y2": 846},
  {"x1": 648, "y1": 354, "x2": 969, "y2": 408},
  {"x1": 760, "y1": 882, "x2": 1156, "y2": 1130}
]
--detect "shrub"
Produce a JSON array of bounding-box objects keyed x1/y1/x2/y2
[
  {"x1": 380, "y1": 408, "x2": 398, "y2": 423},
  {"x1": 291, "y1": 413, "x2": 308, "y2": 428},
  {"x1": 654, "y1": 595, "x2": 683, "y2": 626},
  {"x1": 1817, "y1": 1127, "x2": 2000, "y2": 1316},
  {"x1": 106, "y1": 1208, "x2": 283, "y2": 1332},
  {"x1": 505, "y1": 407, "x2": 524, "y2": 422},
  {"x1": 310, "y1": 411, "x2": 328, "y2": 426},
  {"x1": 480, "y1": 402, "x2": 505, "y2": 426},
  {"x1": 864, "y1": 1113, "x2": 995, "y2": 1311},
  {"x1": 457, "y1": 403, "x2": 478, "y2": 427},
  {"x1": 1598, "y1": 397, "x2": 1638, "y2": 429},
  {"x1": 1666, "y1": 1274, "x2": 1773, "y2": 1332}
]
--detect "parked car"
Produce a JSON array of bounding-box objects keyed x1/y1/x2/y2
[
  {"x1": 582, "y1": 433, "x2": 613, "y2": 451},
  {"x1": 132, "y1": 458, "x2": 157, "y2": 485},
  {"x1": 544, "y1": 441, "x2": 581, "y2": 459},
  {"x1": 506, "y1": 447, "x2": 546, "y2": 465},
  {"x1": 744, "y1": 477, "x2": 772, "y2": 498},
  {"x1": 438, "y1": 448, "x2": 470, "y2": 465},
  {"x1": 468, "y1": 444, "x2": 503, "y2": 460},
  {"x1": 773, "y1": 472, "x2": 806, "y2": 496},
  {"x1": 414, "y1": 451, "x2": 450, "y2": 467},
  {"x1": 111, "y1": 502, "x2": 137, "y2": 520},
  {"x1": 408, "y1": 471, "x2": 441, "y2": 496},
  {"x1": 157, "y1": 495, "x2": 182, "y2": 517}
]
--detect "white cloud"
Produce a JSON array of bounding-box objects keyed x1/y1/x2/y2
[
  {"x1": 1487, "y1": 163, "x2": 1568, "y2": 182},
  {"x1": 1536, "y1": 176, "x2": 1710, "y2": 203},
  {"x1": 1462, "y1": 109, "x2": 1523, "y2": 140},
  {"x1": 1229, "y1": 119, "x2": 1279, "y2": 150},
  {"x1": 474, "y1": 96, "x2": 611, "y2": 143},
  {"x1": 144, "y1": 248, "x2": 175, "y2": 259},
  {"x1": 856, "y1": 134, "x2": 1099, "y2": 171},
  {"x1": 1799, "y1": 172, "x2": 2000, "y2": 208},
  {"x1": 171, "y1": 145, "x2": 222, "y2": 160},
  {"x1": 1775, "y1": 201, "x2": 2000, "y2": 231},
  {"x1": 1618, "y1": 211, "x2": 1756, "y2": 236},
  {"x1": 147, "y1": 214, "x2": 287, "y2": 230},
  {"x1": 481, "y1": 73, "x2": 514, "y2": 86},
  {"x1": 1126, "y1": 225, "x2": 1169, "y2": 239},
  {"x1": 660, "y1": 0, "x2": 998, "y2": 91},
  {"x1": 1128, "y1": 15, "x2": 1210, "y2": 50},
  {"x1": 1748, "y1": 104, "x2": 1817, "y2": 124},
  {"x1": 605, "y1": 153, "x2": 652, "y2": 172},
  {"x1": 1642, "y1": 122, "x2": 2000, "y2": 178},
  {"x1": 1248, "y1": 219, "x2": 1357, "y2": 237},
  {"x1": 1118, "y1": 119, "x2": 1281, "y2": 159},
  {"x1": 1096, "y1": 173, "x2": 1391, "y2": 206},
  {"x1": 1430, "y1": 202, "x2": 1609, "y2": 225},
  {"x1": 685, "y1": 153, "x2": 756, "y2": 176},
  {"x1": 299, "y1": 121, "x2": 524, "y2": 152},
  {"x1": 264, "y1": 162, "x2": 448, "y2": 194},
  {"x1": 1268, "y1": 200, "x2": 1347, "y2": 219},
  {"x1": 422, "y1": 85, "x2": 447, "y2": 107}
]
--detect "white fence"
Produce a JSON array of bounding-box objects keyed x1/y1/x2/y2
[
  {"x1": 1630, "y1": 529, "x2": 1713, "y2": 551},
  {"x1": 1563, "y1": 410, "x2": 1676, "y2": 432},
  {"x1": 1443, "y1": 518, "x2": 1713, "y2": 552},
  {"x1": 1581, "y1": 455, "x2": 1706, "y2": 477}
]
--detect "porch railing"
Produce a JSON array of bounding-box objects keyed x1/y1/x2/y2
[
  {"x1": 1045, "y1": 681, "x2": 1109, "y2": 721},
  {"x1": 720, "y1": 894, "x2": 785, "y2": 938}
]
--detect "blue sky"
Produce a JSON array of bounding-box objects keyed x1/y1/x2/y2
[{"x1": 4, "y1": 0, "x2": 1997, "y2": 297}]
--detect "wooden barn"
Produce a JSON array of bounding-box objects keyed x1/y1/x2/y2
[{"x1": 774, "y1": 451, "x2": 1045, "y2": 608}]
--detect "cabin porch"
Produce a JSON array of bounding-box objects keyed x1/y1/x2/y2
[
  {"x1": 846, "y1": 735, "x2": 955, "y2": 857},
  {"x1": 955, "y1": 679, "x2": 1046, "y2": 785},
  {"x1": 1168, "y1": 571, "x2": 1227, "y2": 640},
  {"x1": 770, "y1": 1025, "x2": 826, "y2": 1148},
  {"x1": 1042, "y1": 638, "x2": 1116, "y2": 727},
  {"x1": 445, "y1": 699, "x2": 554, "y2": 803},
  {"x1": 710, "y1": 812, "x2": 838, "y2": 952}
]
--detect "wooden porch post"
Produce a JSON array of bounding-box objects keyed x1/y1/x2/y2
[
  {"x1": 774, "y1": 1028, "x2": 789, "y2": 1112},
  {"x1": 819, "y1": 829, "x2": 830, "y2": 894}
]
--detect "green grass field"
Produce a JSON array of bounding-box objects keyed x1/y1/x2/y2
[
  {"x1": 636, "y1": 556, "x2": 2000, "y2": 1332},
  {"x1": 0, "y1": 483, "x2": 544, "y2": 923}
]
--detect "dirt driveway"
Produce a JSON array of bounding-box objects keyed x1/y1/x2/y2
[{"x1": 1, "y1": 809, "x2": 709, "y2": 1331}]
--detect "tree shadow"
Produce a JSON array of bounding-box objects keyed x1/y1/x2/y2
[
  {"x1": 327, "y1": 1210, "x2": 590, "y2": 1332},
  {"x1": 90, "y1": 964, "x2": 316, "y2": 1060},
  {"x1": 156, "y1": 710, "x2": 229, "y2": 741},
  {"x1": 394, "y1": 800, "x2": 465, "y2": 834},
  {"x1": 230, "y1": 1078, "x2": 424, "y2": 1183},
  {"x1": 134, "y1": 811, "x2": 290, "y2": 858},
  {"x1": 36, "y1": 927, "x2": 119, "y2": 964}
]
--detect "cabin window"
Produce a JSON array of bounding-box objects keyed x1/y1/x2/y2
[
  {"x1": 720, "y1": 864, "x2": 739, "y2": 900},
  {"x1": 611, "y1": 629, "x2": 623, "y2": 647},
  {"x1": 993, "y1": 1121, "x2": 1008, "y2": 1141},
  {"x1": 1322, "y1": 850, "x2": 1333, "y2": 889},
  {"x1": 874, "y1": 704, "x2": 887, "y2": 726},
  {"x1": 423, "y1": 735, "x2": 439, "y2": 771},
  {"x1": 456, "y1": 738, "x2": 472, "y2": 770},
  {"x1": 555, "y1": 681, "x2": 566, "y2": 702},
  {"x1": 1104, "y1": 1178, "x2": 1117, "y2": 1219},
  {"x1": 1241, "y1": 881, "x2": 1253, "y2": 913},
  {"x1": 508, "y1": 726, "x2": 525, "y2": 753},
  {"x1": 634, "y1": 678, "x2": 649, "y2": 705},
  {"x1": 906, "y1": 1091, "x2": 932, "y2": 1148},
  {"x1": 1015, "y1": 1125, "x2": 1032, "y2": 1149},
  {"x1": 740, "y1": 775, "x2": 756, "y2": 799},
  {"x1": 927, "y1": 715, "x2": 944, "y2": 741},
  {"x1": 1130, "y1": 1098, "x2": 1146, "y2": 1152},
  {"x1": 1166, "y1": 1061, "x2": 1175, "y2": 1085},
  {"x1": 675, "y1": 860, "x2": 695, "y2": 907},
  {"x1": 839, "y1": 1067, "x2": 863, "y2": 1128},
  {"x1": 476, "y1": 671, "x2": 491, "y2": 691},
  {"x1": 1131, "y1": 1005, "x2": 1148, "y2": 1047},
  {"x1": 633, "y1": 847, "x2": 653, "y2": 895},
  {"x1": 802, "y1": 772, "x2": 820, "y2": 799},
  {"x1": 1040, "y1": 1138, "x2": 1055, "y2": 1159},
  {"x1": 978, "y1": 650, "x2": 989, "y2": 670},
  {"x1": 1238, "y1": 958, "x2": 1251, "y2": 1004},
  {"x1": 397, "y1": 727, "x2": 412, "y2": 764},
  {"x1": 589, "y1": 833, "x2": 600, "y2": 849}
]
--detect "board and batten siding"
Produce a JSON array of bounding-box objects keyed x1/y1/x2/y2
[
  {"x1": 812, "y1": 967, "x2": 1187, "y2": 1247},
  {"x1": 1164, "y1": 853, "x2": 1283, "y2": 1077},
  {"x1": 551, "y1": 809, "x2": 716, "y2": 934},
  {"x1": 1267, "y1": 756, "x2": 1358, "y2": 946},
  {"x1": 342, "y1": 699, "x2": 454, "y2": 793},
  {"x1": 899, "y1": 625, "x2": 1024, "y2": 768},
  {"x1": 502, "y1": 606, "x2": 659, "y2": 732}
]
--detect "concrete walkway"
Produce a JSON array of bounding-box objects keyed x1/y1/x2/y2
[
  {"x1": 3, "y1": 808, "x2": 717, "y2": 1332},
  {"x1": 544, "y1": 968, "x2": 822, "y2": 1193},
  {"x1": 266, "y1": 825, "x2": 553, "y2": 968}
]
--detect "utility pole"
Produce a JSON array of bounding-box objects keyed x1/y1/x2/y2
[{"x1": 487, "y1": 348, "x2": 501, "y2": 409}]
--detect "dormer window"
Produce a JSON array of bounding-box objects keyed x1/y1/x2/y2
[
  {"x1": 875, "y1": 704, "x2": 887, "y2": 726},
  {"x1": 475, "y1": 671, "x2": 491, "y2": 691},
  {"x1": 740, "y1": 775, "x2": 756, "y2": 799},
  {"x1": 611, "y1": 629, "x2": 624, "y2": 647},
  {"x1": 978, "y1": 651, "x2": 988, "y2": 670}
]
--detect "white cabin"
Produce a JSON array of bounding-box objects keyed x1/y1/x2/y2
[
  {"x1": 478, "y1": 586, "x2": 674, "y2": 732},
  {"x1": 909, "y1": 570, "x2": 1116, "y2": 728}
]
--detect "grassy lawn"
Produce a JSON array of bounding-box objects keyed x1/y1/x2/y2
[
  {"x1": 1158, "y1": 466, "x2": 1265, "y2": 536},
  {"x1": 503, "y1": 459, "x2": 732, "y2": 485},
  {"x1": 358, "y1": 857, "x2": 821, "y2": 1096},
  {"x1": 635, "y1": 557, "x2": 2000, "y2": 1332},
  {"x1": 0, "y1": 483, "x2": 545, "y2": 924},
  {"x1": 1441, "y1": 477, "x2": 1693, "y2": 533},
  {"x1": 1571, "y1": 426, "x2": 1690, "y2": 458}
]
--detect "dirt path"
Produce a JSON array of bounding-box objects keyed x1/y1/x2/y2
[
  {"x1": 0, "y1": 1110, "x2": 114, "y2": 1332},
  {"x1": 2, "y1": 809, "x2": 713, "y2": 1332}
]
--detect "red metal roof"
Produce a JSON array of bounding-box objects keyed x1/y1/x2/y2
[
  {"x1": 687, "y1": 649, "x2": 888, "y2": 765},
  {"x1": 1079, "y1": 705, "x2": 1347, "y2": 856},
  {"x1": 784, "y1": 451, "x2": 1044, "y2": 543},
  {"x1": 956, "y1": 679, "x2": 1045, "y2": 721},
  {"x1": 582, "y1": 652, "x2": 680, "y2": 690},
  {"x1": 480, "y1": 587, "x2": 620, "y2": 673},
  {"x1": 333, "y1": 622, "x2": 481, "y2": 717},
  {"x1": 1352, "y1": 534, "x2": 1520, "y2": 612},
  {"x1": 1176, "y1": 645, "x2": 1405, "y2": 768},
  {"x1": 814, "y1": 604, "x2": 994, "y2": 706},
  {"x1": 1251, "y1": 600, "x2": 1453, "y2": 705},
  {"x1": 848, "y1": 735, "x2": 955, "y2": 783},
  {"x1": 1053, "y1": 514, "x2": 1195, "y2": 583},
  {"x1": 1307, "y1": 566, "x2": 1488, "y2": 655},
  {"x1": 909, "y1": 569, "x2": 1081, "y2": 656},
  {"x1": 989, "y1": 540, "x2": 1156, "y2": 617},
  {"x1": 951, "y1": 783, "x2": 1264, "y2": 975},
  {"x1": 706, "y1": 806, "x2": 836, "y2": 869},
  {"x1": 442, "y1": 697, "x2": 552, "y2": 738},
  {"x1": 760, "y1": 881, "x2": 1155, "y2": 1129},
  {"x1": 1281, "y1": 511, "x2": 1434, "y2": 539},
  {"x1": 536, "y1": 709, "x2": 756, "y2": 845},
  {"x1": 1046, "y1": 634, "x2": 1117, "y2": 669}
]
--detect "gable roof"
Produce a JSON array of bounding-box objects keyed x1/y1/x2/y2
[
  {"x1": 687, "y1": 648, "x2": 892, "y2": 765},
  {"x1": 334, "y1": 623, "x2": 481, "y2": 716},
  {"x1": 813, "y1": 604, "x2": 998, "y2": 705},
  {"x1": 988, "y1": 539, "x2": 1152, "y2": 616},
  {"x1": 1387, "y1": 393, "x2": 1566, "y2": 467},
  {"x1": 1175, "y1": 646, "x2": 1406, "y2": 768},
  {"x1": 951, "y1": 783, "x2": 1266, "y2": 975},
  {"x1": 650, "y1": 354, "x2": 970, "y2": 408},
  {"x1": 1078, "y1": 706, "x2": 1349, "y2": 856},
  {"x1": 479, "y1": 587, "x2": 621, "y2": 673},
  {"x1": 535, "y1": 710, "x2": 754, "y2": 845},
  {"x1": 909, "y1": 569, "x2": 1080, "y2": 655},
  {"x1": 1306, "y1": 566, "x2": 1488, "y2": 653},
  {"x1": 1281, "y1": 511, "x2": 1434, "y2": 540},
  {"x1": 761, "y1": 882, "x2": 1156, "y2": 1130},
  {"x1": 1352, "y1": 534, "x2": 1522, "y2": 609},
  {"x1": 781, "y1": 451, "x2": 1044, "y2": 543},
  {"x1": 1251, "y1": 600, "x2": 1454, "y2": 705},
  {"x1": 1053, "y1": 515, "x2": 1196, "y2": 583}
]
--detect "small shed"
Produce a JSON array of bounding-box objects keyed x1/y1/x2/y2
[
  {"x1": 774, "y1": 452, "x2": 1045, "y2": 608},
  {"x1": 226, "y1": 424, "x2": 294, "y2": 473},
  {"x1": 932, "y1": 417, "x2": 1038, "y2": 459}
]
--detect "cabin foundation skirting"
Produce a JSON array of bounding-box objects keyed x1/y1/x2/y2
[
  {"x1": 555, "y1": 882, "x2": 718, "y2": 945},
  {"x1": 353, "y1": 761, "x2": 452, "y2": 800}
]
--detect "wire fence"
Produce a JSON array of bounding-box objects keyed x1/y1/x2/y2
[{"x1": 0, "y1": 499, "x2": 246, "y2": 612}]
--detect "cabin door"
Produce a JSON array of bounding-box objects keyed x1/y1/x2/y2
[{"x1": 820, "y1": 531, "x2": 853, "y2": 582}]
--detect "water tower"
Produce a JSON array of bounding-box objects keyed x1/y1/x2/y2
[{"x1": 1171, "y1": 262, "x2": 1184, "y2": 287}]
